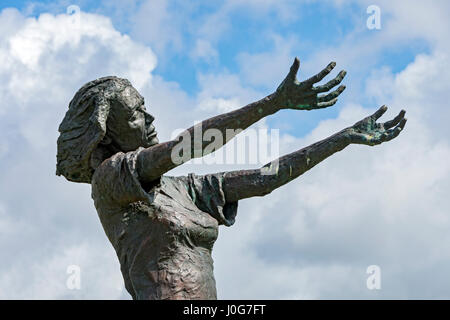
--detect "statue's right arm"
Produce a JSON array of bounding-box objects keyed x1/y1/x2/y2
[
  {"x1": 136, "y1": 58, "x2": 347, "y2": 184},
  {"x1": 222, "y1": 106, "x2": 406, "y2": 202},
  {"x1": 135, "y1": 92, "x2": 281, "y2": 183}
]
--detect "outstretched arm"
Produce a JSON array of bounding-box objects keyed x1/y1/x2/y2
[
  {"x1": 137, "y1": 58, "x2": 346, "y2": 183},
  {"x1": 222, "y1": 106, "x2": 407, "y2": 202}
]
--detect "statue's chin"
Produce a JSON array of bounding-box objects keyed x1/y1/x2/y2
[{"x1": 148, "y1": 136, "x2": 159, "y2": 146}]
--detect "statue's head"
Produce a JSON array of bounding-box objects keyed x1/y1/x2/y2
[{"x1": 56, "y1": 76, "x2": 158, "y2": 183}]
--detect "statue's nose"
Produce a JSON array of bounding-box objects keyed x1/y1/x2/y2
[{"x1": 145, "y1": 112, "x2": 155, "y2": 124}]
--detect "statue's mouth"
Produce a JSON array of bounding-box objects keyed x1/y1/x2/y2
[
  {"x1": 147, "y1": 130, "x2": 157, "y2": 139},
  {"x1": 147, "y1": 127, "x2": 158, "y2": 142},
  {"x1": 146, "y1": 123, "x2": 157, "y2": 139}
]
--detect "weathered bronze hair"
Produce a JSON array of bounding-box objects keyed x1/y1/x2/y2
[{"x1": 56, "y1": 76, "x2": 131, "y2": 183}]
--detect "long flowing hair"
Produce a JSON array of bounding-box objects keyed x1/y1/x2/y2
[{"x1": 56, "y1": 76, "x2": 131, "y2": 183}]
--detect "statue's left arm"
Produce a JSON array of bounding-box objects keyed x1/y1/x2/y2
[
  {"x1": 222, "y1": 106, "x2": 407, "y2": 202},
  {"x1": 136, "y1": 58, "x2": 346, "y2": 183}
]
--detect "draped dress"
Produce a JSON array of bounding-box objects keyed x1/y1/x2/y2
[{"x1": 91, "y1": 147, "x2": 238, "y2": 299}]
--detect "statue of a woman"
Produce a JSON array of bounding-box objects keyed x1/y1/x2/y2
[{"x1": 56, "y1": 58, "x2": 406, "y2": 300}]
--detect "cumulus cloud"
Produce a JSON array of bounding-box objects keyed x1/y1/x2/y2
[
  {"x1": 211, "y1": 2, "x2": 450, "y2": 298},
  {"x1": 214, "y1": 67, "x2": 450, "y2": 298},
  {"x1": 0, "y1": 7, "x2": 157, "y2": 299},
  {"x1": 0, "y1": 5, "x2": 268, "y2": 299},
  {"x1": 236, "y1": 34, "x2": 298, "y2": 89},
  {"x1": 1, "y1": 0, "x2": 449, "y2": 300},
  {"x1": 130, "y1": 0, "x2": 184, "y2": 56},
  {"x1": 190, "y1": 39, "x2": 218, "y2": 64}
]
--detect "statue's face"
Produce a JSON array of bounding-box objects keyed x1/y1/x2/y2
[{"x1": 106, "y1": 85, "x2": 159, "y2": 152}]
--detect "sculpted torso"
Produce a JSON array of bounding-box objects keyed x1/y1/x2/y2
[
  {"x1": 56, "y1": 58, "x2": 406, "y2": 299},
  {"x1": 94, "y1": 176, "x2": 218, "y2": 300},
  {"x1": 95, "y1": 178, "x2": 218, "y2": 299},
  {"x1": 91, "y1": 148, "x2": 237, "y2": 299}
]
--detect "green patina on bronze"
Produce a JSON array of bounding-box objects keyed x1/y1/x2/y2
[{"x1": 285, "y1": 99, "x2": 310, "y2": 110}]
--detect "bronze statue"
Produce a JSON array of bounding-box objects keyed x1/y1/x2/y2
[{"x1": 56, "y1": 58, "x2": 406, "y2": 299}]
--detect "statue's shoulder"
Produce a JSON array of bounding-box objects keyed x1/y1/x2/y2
[
  {"x1": 91, "y1": 151, "x2": 127, "y2": 184},
  {"x1": 91, "y1": 149, "x2": 148, "y2": 205}
]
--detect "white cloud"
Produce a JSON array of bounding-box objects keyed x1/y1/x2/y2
[
  {"x1": 214, "y1": 82, "x2": 450, "y2": 298},
  {"x1": 156, "y1": 0, "x2": 450, "y2": 299},
  {"x1": 130, "y1": 0, "x2": 184, "y2": 56},
  {"x1": 0, "y1": 8, "x2": 157, "y2": 299},
  {"x1": 211, "y1": 8, "x2": 450, "y2": 296},
  {"x1": 195, "y1": 0, "x2": 300, "y2": 42},
  {"x1": 190, "y1": 39, "x2": 218, "y2": 63},
  {"x1": 236, "y1": 34, "x2": 298, "y2": 89},
  {"x1": 0, "y1": 242, "x2": 125, "y2": 299},
  {"x1": 1, "y1": 0, "x2": 450, "y2": 300}
]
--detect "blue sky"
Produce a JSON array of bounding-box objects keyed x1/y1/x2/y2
[
  {"x1": 0, "y1": 0, "x2": 449, "y2": 299},
  {"x1": 1, "y1": 0, "x2": 429, "y2": 136}
]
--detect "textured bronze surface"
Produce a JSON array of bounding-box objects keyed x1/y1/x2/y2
[{"x1": 56, "y1": 58, "x2": 406, "y2": 299}]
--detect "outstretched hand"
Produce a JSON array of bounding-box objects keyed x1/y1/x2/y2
[
  {"x1": 275, "y1": 57, "x2": 346, "y2": 110},
  {"x1": 348, "y1": 105, "x2": 407, "y2": 146}
]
